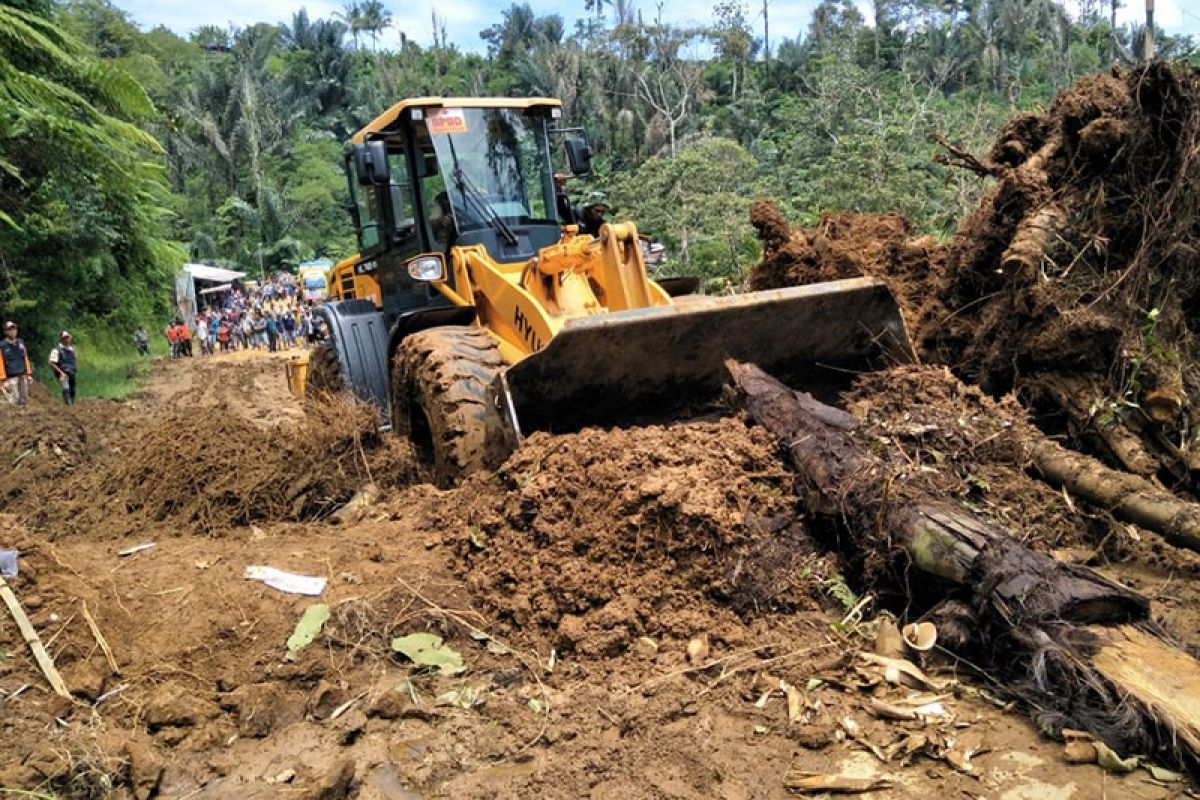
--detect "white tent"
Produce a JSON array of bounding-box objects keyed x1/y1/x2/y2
[
  {"x1": 175, "y1": 263, "x2": 247, "y2": 323},
  {"x1": 183, "y1": 264, "x2": 246, "y2": 283}
]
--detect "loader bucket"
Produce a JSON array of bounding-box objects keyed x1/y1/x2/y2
[{"x1": 487, "y1": 276, "x2": 914, "y2": 455}]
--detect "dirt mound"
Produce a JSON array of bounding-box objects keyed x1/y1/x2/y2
[
  {"x1": 0, "y1": 398, "x2": 128, "y2": 508},
  {"x1": 747, "y1": 202, "x2": 944, "y2": 334},
  {"x1": 751, "y1": 63, "x2": 1200, "y2": 494},
  {"x1": 21, "y1": 396, "x2": 418, "y2": 538},
  {"x1": 454, "y1": 418, "x2": 836, "y2": 656}
]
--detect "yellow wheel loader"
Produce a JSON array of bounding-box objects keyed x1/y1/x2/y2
[{"x1": 293, "y1": 97, "x2": 914, "y2": 485}]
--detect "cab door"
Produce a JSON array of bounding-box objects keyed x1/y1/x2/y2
[{"x1": 347, "y1": 135, "x2": 427, "y2": 321}]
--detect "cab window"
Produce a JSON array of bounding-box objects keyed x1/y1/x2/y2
[
  {"x1": 386, "y1": 144, "x2": 418, "y2": 248},
  {"x1": 345, "y1": 163, "x2": 381, "y2": 252}
]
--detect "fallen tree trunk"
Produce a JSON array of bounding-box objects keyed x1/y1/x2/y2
[
  {"x1": 1029, "y1": 437, "x2": 1200, "y2": 555},
  {"x1": 728, "y1": 360, "x2": 1200, "y2": 769}
]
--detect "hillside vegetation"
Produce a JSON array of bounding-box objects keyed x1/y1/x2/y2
[{"x1": 0, "y1": 0, "x2": 1196, "y2": 388}]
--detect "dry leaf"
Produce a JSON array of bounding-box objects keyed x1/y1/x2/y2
[
  {"x1": 785, "y1": 682, "x2": 804, "y2": 723},
  {"x1": 1093, "y1": 741, "x2": 1138, "y2": 773},
  {"x1": 784, "y1": 770, "x2": 892, "y2": 794},
  {"x1": 858, "y1": 652, "x2": 947, "y2": 691},
  {"x1": 686, "y1": 634, "x2": 709, "y2": 666}
]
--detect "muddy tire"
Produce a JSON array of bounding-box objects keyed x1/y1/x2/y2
[
  {"x1": 391, "y1": 326, "x2": 504, "y2": 487},
  {"x1": 305, "y1": 342, "x2": 345, "y2": 401}
]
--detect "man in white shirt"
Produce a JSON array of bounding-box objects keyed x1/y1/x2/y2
[{"x1": 48, "y1": 331, "x2": 77, "y2": 405}]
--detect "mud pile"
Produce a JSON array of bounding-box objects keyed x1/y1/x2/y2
[
  {"x1": 453, "y1": 418, "x2": 836, "y2": 656},
  {"x1": 751, "y1": 63, "x2": 1200, "y2": 492},
  {"x1": 747, "y1": 204, "x2": 943, "y2": 334},
  {"x1": 21, "y1": 396, "x2": 417, "y2": 538}
]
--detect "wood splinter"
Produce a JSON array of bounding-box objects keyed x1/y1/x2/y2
[
  {"x1": 81, "y1": 600, "x2": 120, "y2": 676},
  {"x1": 0, "y1": 576, "x2": 71, "y2": 698}
]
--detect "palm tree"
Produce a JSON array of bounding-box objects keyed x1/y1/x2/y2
[
  {"x1": 585, "y1": 0, "x2": 610, "y2": 21},
  {"x1": 336, "y1": 2, "x2": 365, "y2": 50},
  {"x1": 358, "y1": 0, "x2": 393, "y2": 51}
]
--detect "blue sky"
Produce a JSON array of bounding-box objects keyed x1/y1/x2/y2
[{"x1": 116, "y1": 0, "x2": 1200, "y2": 53}]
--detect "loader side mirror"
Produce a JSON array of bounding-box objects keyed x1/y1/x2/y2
[
  {"x1": 417, "y1": 151, "x2": 439, "y2": 178},
  {"x1": 565, "y1": 137, "x2": 593, "y2": 176},
  {"x1": 353, "y1": 140, "x2": 390, "y2": 186}
]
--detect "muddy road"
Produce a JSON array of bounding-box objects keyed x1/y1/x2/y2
[{"x1": 0, "y1": 351, "x2": 1194, "y2": 799}]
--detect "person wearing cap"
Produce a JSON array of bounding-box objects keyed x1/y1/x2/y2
[
  {"x1": 49, "y1": 331, "x2": 77, "y2": 405},
  {"x1": 0, "y1": 321, "x2": 32, "y2": 407},
  {"x1": 553, "y1": 174, "x2": 611, "y2": 238},
  {"x1": 576, "y1": 191, "x2": 612, "y2": 238}
]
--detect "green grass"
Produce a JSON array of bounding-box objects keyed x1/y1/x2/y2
[{"x1": 34, "y1": 324, "x2": 165, "y2": 400}]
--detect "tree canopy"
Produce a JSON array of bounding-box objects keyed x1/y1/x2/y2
[{"x1": 1, "y1": 0, "x2": 1196, "y2": 359}]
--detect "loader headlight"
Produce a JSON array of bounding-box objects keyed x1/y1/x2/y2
[{"x1": 407, "y1": 254, "x2": 446, "y2": 282}]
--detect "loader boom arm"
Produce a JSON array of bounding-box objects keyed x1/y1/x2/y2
[{"x1": 432, "y1": 222, "x2": 671, "y2": 365}]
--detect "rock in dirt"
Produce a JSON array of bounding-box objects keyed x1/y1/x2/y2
[
  {"x1": 102, "y1": 730, "x2": 163, "y2": 800},
  {"x1": 367, "y1": 686, "x2": 412, "y2": 720},
  {"x1": 144, "y1": 684, "x2": 221, "y2": 730},
  {"x1": 303, "y1": 757, "x2": 356, "y2": 800},
  {"x1": 225, "y1": 682, "x2": 301, "y2": 738},
  {"x1": 309, "y1": 680, "x2": 348, "y2": 721},
  {"x1": 62, "y1": 658, "x2": 108, "y2": 701}
]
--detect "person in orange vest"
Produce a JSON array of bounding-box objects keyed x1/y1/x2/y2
[
  {"x1": 165, "y1": 322, "x2": 179, "y2": 358},
  {"x1": 0, "y1": 320, "x2": 33, "y2": 407},
  {"x1": 175, "y1": 320, "x2": 192, "y2": 358}
]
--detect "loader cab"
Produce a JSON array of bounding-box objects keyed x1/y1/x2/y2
[
  {"x1": 344, "y1": 99, "x2": 569, "y2": 322},
  {"x1": 412, "y1": 105, "x2": 563, "y2": 263}
]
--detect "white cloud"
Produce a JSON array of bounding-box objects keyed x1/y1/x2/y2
[
  {"x1": 393, "y1": 0, "x2": 495, "y2": 49},
  {"x1": 122, "y1": 0, "x2": 343, "y2": 34}
]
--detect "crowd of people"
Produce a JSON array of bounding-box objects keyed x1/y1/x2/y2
[
  {"x1": 2, "y1": 273, "x2": 326, "y2": 410},
  {"x1": 161, "y1": 273, "x2": 326, "y2": 359}
]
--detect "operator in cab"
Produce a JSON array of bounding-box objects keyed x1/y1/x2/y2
[
  {"x1": 554, "y1": 173, "x2": 611, "y2": 238},
  {"x1": 429, "y1": 191, "x2": 455, "y2": 245}
]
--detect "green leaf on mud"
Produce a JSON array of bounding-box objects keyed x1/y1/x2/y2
[
  {"x1": 1146, "y1": 763, "x2": 1184, "y2": 782},
  {"x1": 287, "y1": 603, "x2": 331, "y2": 654},
  {"x1": 468, "y1": 525, "x2": 487, "y2": 549},
  {"x1": 1094, "y1": 740, "x2": 1138, "y2": 773},
  {"x1": 391, "y1": 632, "x2": 467, "y2": 675}
]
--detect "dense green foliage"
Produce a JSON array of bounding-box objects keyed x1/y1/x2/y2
[
  {"x1": 1, "y1": 0, "x2": 1196, "y2": 390},
  {"x1": 1, "y1": 0, "x2": 179, "y2": 391}
]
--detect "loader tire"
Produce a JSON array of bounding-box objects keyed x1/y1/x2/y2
[
  {"x1": 391, "y1": 326, "x2": 504, "y2": 487},
  {"x1": 306, "y1": 342, "x2": 345, "y2": 401}
]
